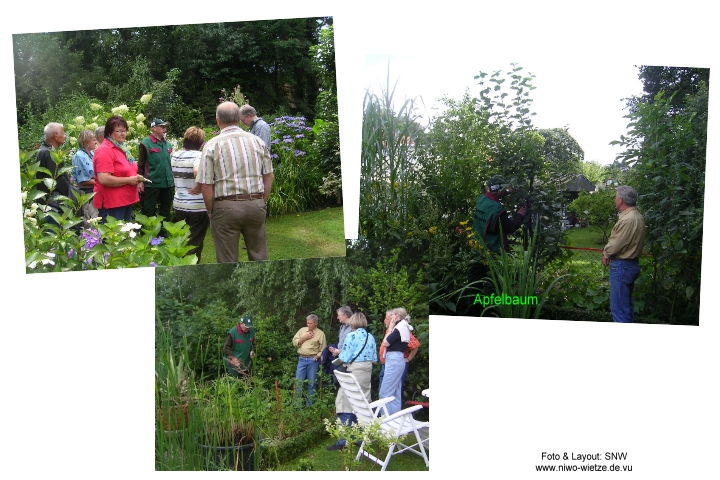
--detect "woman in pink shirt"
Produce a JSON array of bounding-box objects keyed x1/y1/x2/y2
[{"x1": 93, "y1": 115, "x2": 143, "y2": 222}]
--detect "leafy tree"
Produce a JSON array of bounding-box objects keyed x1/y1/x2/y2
[
  {"x1": 579, "y1": 160, "x2": 608, "y2": 185},
  {"x1": 474, "y1": 64, "x2": 567, "y2": 262},
  {"x1": 628, "y1": 66, "x2": 710, "y2": 114},
  {"x1": 568, "y1": 189, "x2": 617, "y2": 243},
  {"x1": 612, "y1": 74, "x2": 707, "y2": 325},
  {"x1": 538, "y1": 127, "x2": 584, "y2": 177},
  {"x1": 416, "y1": 91, "x2": 495, "y2": 219}
]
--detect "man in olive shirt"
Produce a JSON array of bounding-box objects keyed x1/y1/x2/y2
[
  {"x1": 292, "y1": 314, "x2": 327, "y2": 406},
  {"x1": 602, "y1": 186, "x2": 646, "y2": 323}
]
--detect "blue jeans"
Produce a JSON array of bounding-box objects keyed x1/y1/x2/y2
[
  {"x1": 609, "y1": 259, "x2": 640, "y2": 323},
  {"x1": 295, "y1": 356, "x2": 320, "y2": 406},
  {"x1": 378, "y1": 361, "x2": 409, "y2": 397},
  {"x1": 379, "y1": 351, "x2": 405, "y2": 415},
  {"x1": 100, "y1": 205, "x2": 133, "y2": 223}
]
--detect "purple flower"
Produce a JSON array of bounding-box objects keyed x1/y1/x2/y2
[
  {"x1": 271, "y1": 154, "x2": 279, "y2": 159},
  {"x1": 295, "y1": 134, "x2": 305, "y2": 139},
  {"x1": 151, "y1": 237, "x2": 164, "y2": 246},
  {"x1": 68, "y1": 248, "x2": 74, "y2": 258},
  {"x1": 294, "y1": 150, "x2": 306, "y2": 157},
  {"x1": 283, "y1": 135, "x2": 293, "y2": 143},
  {"x1": 271, "y1": 139, "x2": 279, "y2": 145},
  {"x1": 150, "y1": 262, "x2": 157, "y2": 267},
  {"x1": 81, "y1": 228, "x2": 101, "y2": 250}
]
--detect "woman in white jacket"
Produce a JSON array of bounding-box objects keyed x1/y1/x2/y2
[{"x1": 378, "y1": 307, "x2": 412, "y2": 415}]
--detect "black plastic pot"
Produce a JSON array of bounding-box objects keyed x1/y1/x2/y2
[{"x1": 195, "y1": 436, "x2": 256, "y2": 471}]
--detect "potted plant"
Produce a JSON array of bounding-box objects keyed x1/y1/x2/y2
[{"x1": 196, "y1": 418, "x2": 256, "y2": 471}]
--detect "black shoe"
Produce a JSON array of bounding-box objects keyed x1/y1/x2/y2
[{"x1": 326, "y1": 443, "x2": 344, "y2": 451}]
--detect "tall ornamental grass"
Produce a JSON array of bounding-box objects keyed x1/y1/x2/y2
[{"x1": 361, "y1": 68, "x2": 425, "y2": 238}]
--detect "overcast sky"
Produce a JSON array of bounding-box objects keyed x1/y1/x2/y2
[{"x1": 365, "y1": 54, "x2": 645, "y2": 165}]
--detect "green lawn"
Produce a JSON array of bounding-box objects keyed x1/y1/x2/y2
[
  {"x1": 198, "y1": 206, "x2": 346, "y2": 263},
  {"x1": 563, "y1": 225, "x2": 607, "y2": 249},
  {"x1": 274, "y1": 436, "x2": 430, "y2": 471}
]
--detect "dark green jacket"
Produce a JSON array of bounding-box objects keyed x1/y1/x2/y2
[
  {"x1": 139, "y1": 135, "x2": 173, "y2": 188},
  {"x1": 473, "y1": 193, "x2": 506, "y2": 253}
]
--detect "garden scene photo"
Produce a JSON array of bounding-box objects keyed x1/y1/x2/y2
[
  {"x1": 15, "y1": 18, "x2": 344, "y2": 272},
  {"x1": 360, "y1": 61, "x2": 706, "y2": 326},
  {"x1": 155, "y1": 242, "x2": 430, "y2": 471}
]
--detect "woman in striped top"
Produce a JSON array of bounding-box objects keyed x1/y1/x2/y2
[{"x1": 171, "y1": 127, "x2": 208, "y2": 260}]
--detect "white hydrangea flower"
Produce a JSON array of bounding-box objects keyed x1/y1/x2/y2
[
  {"x1": 112, "y1": 105, "x2": 129, "y2": 115},
  {"x1": 126, "y1": 120, "x2": 134, "y2": 127},
  {"x1": 69, "y1": 137, "x2": 78, "y2": 146},
  {"x1": 28, "y1": 261, "x2": 38, "y2": 269},
  {"x1": 74, "y1": 116, "x2": 85, "y2": 124},
  {"x1": 90, "y1": 103, "x2": 102, "y2": 111},
  {"x1": 88, "y1": 123, "x2": 98, "y2": 131},
  {"x1": 136, "y1": 113, "x2": 146, "y2": 123},
  {"x1": 120, "y1": 222, "x2": 142, "y2": 232},
  {"x1": 140, "y1": 94, "x2": 152, "y2": 105}
]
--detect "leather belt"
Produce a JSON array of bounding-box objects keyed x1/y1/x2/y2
[
  {"x1": 215, "y1": 193, "x2": 263, "y2": 202},
  {"x1": 299, "y1": 354, "x2": 316, "y2": 358}
]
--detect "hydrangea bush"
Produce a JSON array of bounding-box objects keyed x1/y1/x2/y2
[
  {"x1": 21, "y1": 150, "x2": 196, "y2": 273},
  {"x1": 265, "y1": 116, "x2": 323, "y2": 215}
]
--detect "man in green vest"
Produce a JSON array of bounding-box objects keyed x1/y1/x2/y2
[
  {"x1": 472, "y1": 175, "x2": 528, "y2": 254},
  {"x1": 138, "y1": 118, "x2": 174, "y2": 225},
  {"x1": 222, "y1": 315, "x2": 256, "y2": 377}
]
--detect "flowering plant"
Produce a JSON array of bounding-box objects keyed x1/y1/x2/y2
[
  {"x1": 20, "y1": 150, "x2": 197, "y2": 272},
  {"x1": 269, "y1": 116, "x2": 314, "y2": 165}
]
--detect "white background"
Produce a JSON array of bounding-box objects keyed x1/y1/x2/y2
[{"x1": 2, "y1": 1, "x2": 718, "y2": 478}]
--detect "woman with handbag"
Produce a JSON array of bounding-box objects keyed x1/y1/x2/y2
[
  {"x1": 379, "y1": 307, "x2": 412, "y2": 416},
  {"x1": 326, "y1": 312, "x2": 377, "y2": 451}
]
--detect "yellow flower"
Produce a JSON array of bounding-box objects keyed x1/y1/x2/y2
[
  {"x1": 428, "y1": 226, "x2": 438, "y2": 234},
  {"x1": 459, "y1": 220, "x2": 469, "y2": 226}
]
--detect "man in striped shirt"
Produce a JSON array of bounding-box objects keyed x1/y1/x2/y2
[{"x1": 196, "y1": 102, "x2": 274, "y2": 262}]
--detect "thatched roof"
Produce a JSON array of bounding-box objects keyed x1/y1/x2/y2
[{"x1": 565, "y1": 174, "x2": 596, "y2": 193}]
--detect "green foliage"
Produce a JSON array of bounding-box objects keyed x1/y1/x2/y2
[
  {"x1": 538, "y1": 127, "x2": 584, "y2": 175},
  {"x1": 348, "y1": 247, "x2": 425, "y2": 323},
  {"x1": 580, "y1": 159, "x2": 608, "y2": 185},
  {"x1": 543, "y1": 258, "x2": 609, "y2": 312},
  {"x1": 15, "y1": 19, "x2": 332, "y2": 128},
  {"x1": 415, "y1": 92, "x2": 494, "y2": 217},
  {"x1": 568, "y1": 189, "x2": 617, "y2": 243},
  {"x1": 612, "y1": 77, "x2": 706, "y2": 325},
  {"x1": 323, "y1": 417, "x2": 395, "y2": 471},
  {"x1": 481, "y1": 224, "x2": 571, "y2": 318}
]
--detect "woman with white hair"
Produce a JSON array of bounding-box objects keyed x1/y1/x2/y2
[{"x1": 378, "y1": 307, "x2": 412, "y2": 416}]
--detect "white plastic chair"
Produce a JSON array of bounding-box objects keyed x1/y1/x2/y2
[{"x1": 334, "y1": 370, "x2": 429, "y2": 471}]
